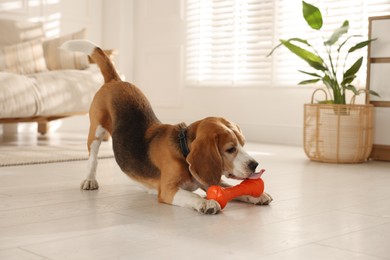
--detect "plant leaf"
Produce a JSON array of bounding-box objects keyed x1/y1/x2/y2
[
  {"x1": 337, "y1": 35, "x2": 362, "y2": 52},
  {"x1": 302, "y1": 1, "x2": 323, "y2": 30},
  {"x1": 344, "y1": 84, "x2": 359, "y2": 95},
  {"x1": 322, "y1": 74, "x2": 334, "y2": 90},
  {"x1": 348, "y1": 39, "x2": 377, "y2": 53},
  {"x1": 280, "y1": 40, "x2": 326, "y2": 71},
  {"x1": 343, "y1": 57, "x2": 363, "y2": 80},
  {"x1": 288, "y1": 38, "x2": 311, "y2": 46},
  {"x1": 341, "y1": 75, "x2": 356, "y2": 86},
  {"x1": 267, "y1": 42, "x2": 283, "y2": 57},
  {"x1": 298, "y1": 78, "x2": 320, "y2": 84},
  {"x1": 298, "y1": 70, "x2": 322, "y2": 77},
  {"x1": 322, "y1": 74, "x2": 343, "y2": 102},
  {"x1": 367, "y1": 89, "x2": 380, "y2": 97},
  {"x1": 355, "y1": 89, "x2": 380, "y2": 97},
  {"x1": 318, "y1": 100, "x2": 334, "y2": 104},
  {"x1": 325, "y1": 20, "x2": 349, "y2": 46},
  {"x1": 267, "y1": 38, "x2": 311, "y2": 57}
]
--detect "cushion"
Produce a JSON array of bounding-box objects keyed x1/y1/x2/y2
[
  {"x1": 0, "y1": 19, "x2": 45, "y2": 47},
  {"x1": 43, "y1": 28, "x2": 90, "y2": 70},
  {"x1": 28, "y1": 66, "x2": 103, "y2": 115},
  {"x1": 0, "y1": 72, "x2": 39, "y2": 118},
  {"x1": 0, "y1": 39, "x2": 48, "y2": 74},
  {"x1": 0, "y1": 67, "x2": 103, "y2": 118}
]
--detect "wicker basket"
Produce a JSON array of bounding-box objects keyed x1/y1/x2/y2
[{"x1": 304, "y1": 90, "x2": 374, "y2": 163}]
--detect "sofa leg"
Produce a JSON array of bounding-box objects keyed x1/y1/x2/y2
[{"x1": 38, "y1": 122, "x2": 49, "y2": 135}]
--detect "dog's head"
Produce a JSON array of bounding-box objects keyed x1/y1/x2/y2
[{"x1": 186, "y1": 117, "x2": 258, "y2": 187}]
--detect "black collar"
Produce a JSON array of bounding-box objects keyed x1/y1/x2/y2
[{"x1": 178, "y1": 127, "x2": 190, "y2": 158}]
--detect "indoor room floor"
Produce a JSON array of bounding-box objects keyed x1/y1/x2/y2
[{"x1": 0, "y1": 133, "x2": 390, "y2": 260}]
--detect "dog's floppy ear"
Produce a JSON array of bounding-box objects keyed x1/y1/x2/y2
[
  {"x1": 186, "y1": 134, "x2": 222, "y2": 187},
  {"x1": 226, "y1": 120, "x2": 245, "y2": 146}
]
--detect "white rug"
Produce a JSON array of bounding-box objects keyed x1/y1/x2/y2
[{"x1": 0, "y1": 142, "x2": 114, "y2": 167}]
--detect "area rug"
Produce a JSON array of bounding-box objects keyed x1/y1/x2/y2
[{"x1": 0, "y1": 142, "x2": 114, "y2": 167}]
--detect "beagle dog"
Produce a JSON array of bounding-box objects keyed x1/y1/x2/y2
[{"x1": 61, "y1": 40, "x2": 273, "y2": 214}]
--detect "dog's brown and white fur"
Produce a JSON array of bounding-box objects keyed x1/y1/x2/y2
[{"x1": 61, "y1": 40, "x2": 272, "y2": 214}]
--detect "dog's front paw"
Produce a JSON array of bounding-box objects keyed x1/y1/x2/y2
[
  {"x1": 196, "y1": 199, "x2": 221, "y2": 215},
  {"x1": 254, "y1": 192, "x2": 273, "y2": 205},
  {"x1": 81, "y1": 179, "x2": 99, "y2": 190},
  {"x1": 237, "y1": 192, "x2": 273, "y2": 205}
]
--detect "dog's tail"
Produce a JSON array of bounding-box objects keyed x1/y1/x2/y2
[{"x1": 60, "y1": 40, "x2": 121, "y2": 83}]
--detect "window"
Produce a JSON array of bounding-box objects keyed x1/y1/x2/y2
[
  {"x1": 186, "y1": 0, "x2": 273, "y2": 86},
  {"x1": 185, "y1": 0, "x2": 390, "y2": 87}
]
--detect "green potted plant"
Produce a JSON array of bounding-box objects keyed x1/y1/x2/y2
[{"x1": 268, "y1": 1, "x2": 378, "y2": 163}]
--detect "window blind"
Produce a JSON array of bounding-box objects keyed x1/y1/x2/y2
[
  {"x1": 186, "y1": 0, "x2": 274, "y2": 86},
  {"x1": 186, "y1": 0, "x2": 390, "y2": 87}
]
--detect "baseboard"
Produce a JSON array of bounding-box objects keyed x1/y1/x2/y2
[
  {"x1": 57, "y1": 115, "x2": 90, "y2": 134},
  {"x1": 370, "y1": 144, "x2": 390, "y2": 161}
]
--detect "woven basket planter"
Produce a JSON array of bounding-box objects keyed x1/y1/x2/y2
[{"x1": 303, "y1": 91, "x2": 374, "y2": 163}]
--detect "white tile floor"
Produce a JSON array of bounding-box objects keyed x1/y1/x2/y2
[{"x1": 0, "y1": 134, "x2": 390, "y2": 260}]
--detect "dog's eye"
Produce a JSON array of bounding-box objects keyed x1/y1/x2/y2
[{"x1": 226, "y1": 147, "x2": 237, "y2": 154}]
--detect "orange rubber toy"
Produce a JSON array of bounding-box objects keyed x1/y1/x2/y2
[{"x1": 206, "y1": 170, "x2": 265, "y2": 209}]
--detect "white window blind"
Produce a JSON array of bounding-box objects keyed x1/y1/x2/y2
[
  {"x1": 186, "y1": 0, "x2": 274, "y2": 86},
  {"x1": 186, "y1": 0, "x2": 390, "y2": 87}
]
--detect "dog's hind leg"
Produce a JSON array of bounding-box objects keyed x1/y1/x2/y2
[{"x1": 81, "y1": 124, "x2": 107, "y2": 190}]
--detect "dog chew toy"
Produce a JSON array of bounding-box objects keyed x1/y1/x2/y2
[{"x1": 206, "y1": 169, "x2": 265, "y2": 209}]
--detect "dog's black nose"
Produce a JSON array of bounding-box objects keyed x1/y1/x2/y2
[{"x1": 248, "y1": 160, "x2": 259, "y2": 172}]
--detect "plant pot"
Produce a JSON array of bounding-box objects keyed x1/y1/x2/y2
[{"x1": 304, "y1": 103, "x2": 374, "y2": 163}]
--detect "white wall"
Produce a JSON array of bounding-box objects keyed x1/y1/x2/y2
[
  {"x1": 101, "y1": 0, "x2": 134, "y2": 80},
  {"x1": 0, "y1": 0, "x2": 103, "y2": 42}
]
